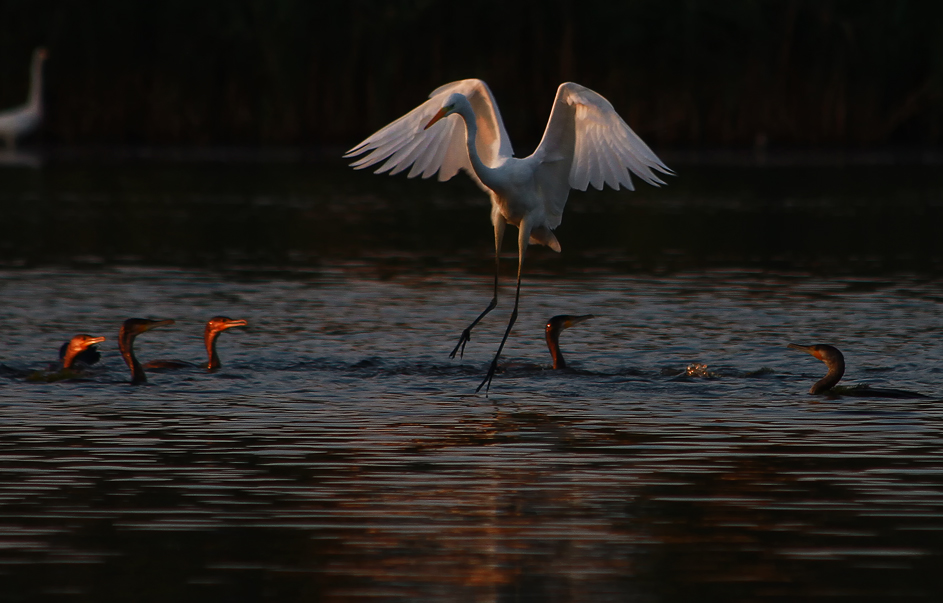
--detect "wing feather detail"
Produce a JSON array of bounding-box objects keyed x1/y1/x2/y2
[
  {"x1": 532, "y1": 82, "x2": 671, "y2": 227},
  {"x1": 344, "y1": 79, "x2": 513, "y2": 189}
]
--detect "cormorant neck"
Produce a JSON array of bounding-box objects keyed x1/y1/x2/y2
[
  {"x1": 118, "y1": 330, "x2": 146, "y2": 384},
  {"x1": 205, "y1": 327, "x2": 221, "y2": 371},
  {"x1": 546, "y1": 326, "x2": 565, "y2": 370},
  {"x1": 61, "y1": 346, "x2": 80, "y2": 370},
  {"x1": 810, "y1": 358, "x2": 844, "y2": 394}
]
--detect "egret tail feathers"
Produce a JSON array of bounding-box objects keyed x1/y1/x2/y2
[{"x1": 529, "y1": 226, "x2": 561, "y2": 252}]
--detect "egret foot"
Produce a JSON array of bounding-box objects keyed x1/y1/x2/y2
[
  {"x1": 476, "y1": 358, "x2": 499, "y2": 394},
  {"x1": 450, "y1": 329, "x2": 471, "y2": 359}
]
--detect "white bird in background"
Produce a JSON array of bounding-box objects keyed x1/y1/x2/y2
[
  {"x1": 0, "y1": 48, "x2": 48, "y2": 149},
  {"x1": 346, "y1": 79, "x2": 671, "y2": 392}
]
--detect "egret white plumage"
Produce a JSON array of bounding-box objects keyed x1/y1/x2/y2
[
  {"x1": 346, "y1": 79, "x2": 671, "y2": 392},
  {"x1": 0, "y1": 48, "x2": 47, "y2": 148}
]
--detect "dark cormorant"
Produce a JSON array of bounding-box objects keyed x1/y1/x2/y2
[
  {"x1": 788, "y1": 343, "x2": 844, "y2": 394},
  {"x1": 24, "y1": 334, "x2": 106, "y2": 382},
  {"x1": 204, "y1": 316, "x2": 248, "y2": 371},
  {"x1": 60, "y1": 334, "x2": 106, "y2": 370},
  {"x1": 58, "y1": 335, "x2": 103, "y2": 368},
  {"x1": 545, "y1": 315, "x2": 593, "y2": 370},
  {"x1": 119, "y1": 318, "x2": 174, "y2": 384},
  {"x1": 142, "y1": 316, "x2": 247, "y2": 372},
  {"x1": 788, "y1": 343, "x2": 927, "y2": 398}
]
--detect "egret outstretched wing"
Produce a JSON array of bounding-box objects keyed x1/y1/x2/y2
[
  {"x1": 532, "y1": 82, "x2": 672, "y2": 227},
  {"x1": 345, "y1": 79, "x2": 513, "y2": 188},
  {"x1": 345, "y1": 78, "x2": 670, "y2": 393}
]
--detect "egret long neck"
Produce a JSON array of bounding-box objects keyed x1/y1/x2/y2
[
  {"x1": 28, "y1": 55, "x2": 44, "y2": 111},
  {"x1": 457, "y1": 103, "x2": 499, "y2": 190}
]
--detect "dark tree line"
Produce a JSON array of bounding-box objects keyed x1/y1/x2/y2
[{"x1": 1, "y1": 0, "x2": 941, "y2": 147}]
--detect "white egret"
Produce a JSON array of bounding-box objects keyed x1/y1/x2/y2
[
  {"x1": 346, "y1": 79, "x2": 671, "y2": 392},
  {"x1": 0, "y1": 48, "x2": 47, "y2": 148}
]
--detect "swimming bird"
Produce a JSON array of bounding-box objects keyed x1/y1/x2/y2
[
  {"x1": 546, "y1": 314, "x2": 593, "y2": 370},
  {"x1": 787, "y1": 343, "x2": 927, "y2": 398},
  {"x1": 143, "y1": 316, "x2": 248, "y2": 372},
  {"x1": 787, "y1": 344, "x2": 844, "y2": 394},
  {"x1": 58, "y1": 334, "x2": 103, "y2": 368},
  {"x1": 60, "y1": 334, "x2": 106, "y2": 370},
  {"x1": 0, "y1": 48, "x2": 47, "y2": 148},
  {"x1": 346, "y1": 79, "x2": 670, "y2": 392},
  {"x1": 24, "y1": 334, "x2": 107, "y2": 382},
  {"x1": 119, "y1": 318, "x2": 174, "y2": 384},
  {"x1": 204, "y1": 316, "x2": 247, "y2": 371}
]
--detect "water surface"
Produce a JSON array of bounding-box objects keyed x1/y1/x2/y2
[{"x1": 0, "y1": 152, "x2": 942, "y2": 601}]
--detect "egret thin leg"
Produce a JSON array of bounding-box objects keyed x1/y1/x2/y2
[
  {"x1": 477, "y1": 232, "x2": 527, "y2": 393},
  {"x1": 345, "y1": 80, "x2": 671, "y2": 388},
  {"x1": 450, "y1": 217, "x2": 506, "y2": 359}
]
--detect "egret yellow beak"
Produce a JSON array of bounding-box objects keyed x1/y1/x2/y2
[{"x1": 424, "y1": 107, "x2": 449, "y2": 130}]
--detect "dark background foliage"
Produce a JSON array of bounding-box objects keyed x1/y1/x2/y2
[{"x1": 2, "y1": 0, "x2": 942, "y2": 148}]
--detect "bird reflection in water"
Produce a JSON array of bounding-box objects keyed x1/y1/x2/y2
[
  {"x1": 346, "y1": 79, "x2": 671, "y2": 393},
  {"x1": 788, "y1": 343, "x2": 927, "y2": 398}
]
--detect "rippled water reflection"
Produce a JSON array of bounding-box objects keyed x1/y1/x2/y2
[
  {"x1": 1, "y1": 154, "x2": 942, "y2": 601},
  {"x1": 1, "y1": 267, "x2": 942, "y2": 601}
]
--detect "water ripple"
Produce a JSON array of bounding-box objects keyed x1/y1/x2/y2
[{"x1": 0, "y1": 268, "x2": 942, "y2": 600}]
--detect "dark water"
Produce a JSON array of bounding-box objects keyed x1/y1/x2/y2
[{"x1": 1, "y1": 150, "x2": 942, "y2": 602}]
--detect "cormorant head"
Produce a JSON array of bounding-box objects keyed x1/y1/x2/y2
[
  {"x1": 204, "y1": 316, "x2": 247, "y2": 371},
  {"x1": 120, "y1": 318, "x2": 175, "y2": 341},
  {"x1": 66, "y1": 334, "x2": 105, "y2": 354},
  {"x1": 545, "y1": 314, "x2": 594, "y2": 337},
  {"x1": 60, "y1": 334, "x2": 105, "y2": 369},
  {"x1": 787, "y1": 343, "x2": 844, "y2": 368},
  {"x1": 545, "y1": 314, "x2": 594, "y2": 370},
  {"x1": 205, "y1": 316, "x2": 248, "y2": 338}
]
